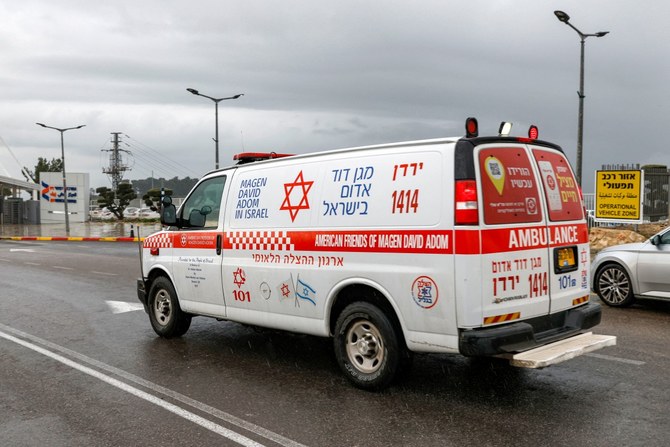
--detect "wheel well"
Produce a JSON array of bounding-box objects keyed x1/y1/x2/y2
[
  {"x1": 146, "y1": 268, "x2": 171, "y2": 292},
  {"x1": 329, "y1": 284, "x2": 405, "y2": 342}
]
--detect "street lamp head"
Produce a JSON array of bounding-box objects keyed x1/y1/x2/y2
[
  {"x1": 232, "y1": 94, "x2": 244, "y2": 99},
  {"x1": 37, "y1": 122, "x2": 86, "y2": 132},
  {"x1": 186, "y1": 88, "x2": 199, "y2": 95},
  {"x1": 595, "y1": 31, "x2": 609, "y2": 37},
  {"x1": 554, "y1": 10, "x2": 570, "y2": 23}
]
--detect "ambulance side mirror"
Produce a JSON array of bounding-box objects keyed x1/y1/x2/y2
[{"x1": 160, "y1": 196, "x2": 177, "y2": 226}]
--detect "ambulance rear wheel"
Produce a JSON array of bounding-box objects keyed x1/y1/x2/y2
[
  {"x1": 148, "y1": 276, "x2": 192, "y2": 338},
  {"x1": 334, "y1": 302, "x2": 403, "y2": 390}
]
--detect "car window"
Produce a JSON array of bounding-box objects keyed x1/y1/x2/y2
[
  {"x1": 180, "y1": 175, "x2": 226, "y2": 229},
  {"x1": 659, "y1": 231, "x2": 670, "y2": 245}
]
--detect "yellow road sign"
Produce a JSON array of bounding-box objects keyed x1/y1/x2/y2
[{"x1": 594, "y1": 170, "x2": 643, "y2": 222}]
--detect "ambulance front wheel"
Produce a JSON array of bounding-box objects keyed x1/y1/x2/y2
[
  {"x1": 334, "y1": 302, "x2": 404, "y2": 390},
  {"x1": 148, "y1": 276, "x2": 192, "y2": 338}
]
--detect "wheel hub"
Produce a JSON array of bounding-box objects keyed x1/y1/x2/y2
[
  {"x1": 346, "y1": 320, "x2": 384, "y2": 374},
  {"x1": 154, "y1": 291, "x2": 172, "y2": 325},
  {"x1": 356, "y1": 334, "x2": 378, "y2": 356}
]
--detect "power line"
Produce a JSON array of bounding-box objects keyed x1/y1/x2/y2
[
  {"x1": 0, "y1": 136, "x2": 24, "y2": 177},
  {"x1": 123, "y1": 134, "x2": 200, "y2": 178}
]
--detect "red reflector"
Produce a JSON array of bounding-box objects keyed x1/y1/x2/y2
[
  {"x1": 528, "y1": 125, "x2": 539, "y2": 140},
  {"x1": 455, "y1": 180, "x2": 479, "y2": 225},
  {"x1": 465, "y1": 117, "x2": 479, "y2": 138},
  {"x1": 150, "y1": 247, "x2": 159, "y2": 256}
]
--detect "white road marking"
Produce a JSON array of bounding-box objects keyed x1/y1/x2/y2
[
  {"x1": 92, "y1": 271, "x2": 118, "y2": 276},
  {"x1": 24, "y1": 262, "x2": 41, "y2": 266},
  {"x1": 0, "y1": 323, "x2": 307, "y2": 447},
  {"x1": 585, "y1": 352, "x2": 646, "y2": 365},
  {"x1": 0, "y1": 328, "x2": 265, "y2": 447},
  {"x1": 106, "y1": 301, "x2": 144, "y2": 314},
  {"x1": 10, "y1": 248, "x2": 35, "y2": 252},
  {"x1": 53, "y1": 266, "x2": 74, "y2": 270}
]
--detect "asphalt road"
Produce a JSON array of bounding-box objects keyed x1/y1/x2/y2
[{"x1": 1, "y1": 240, "x2": 668, "y2": 446}]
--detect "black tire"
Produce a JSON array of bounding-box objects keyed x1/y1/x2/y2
[
  {"x1": 333, "y1": 302, "x2": 406, "y2": 391},
  {"x1": 147, "y1": 276, "x2": 192, "y2": 337},
  {"x1": 595, "y1": 263, "x2": 635, "y2": 307}
]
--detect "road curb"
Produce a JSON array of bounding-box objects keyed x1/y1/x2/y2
[{"x1": 0, "y1": 236, "x2": 145, "y2": 242}]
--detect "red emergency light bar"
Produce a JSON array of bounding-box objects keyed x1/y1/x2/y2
[
  {"x1": 464, "y1": 118, "x2": 539, "y2": 142},
  {"x1": 233, "y1": 152, "x2": 295, "y2": 165},
  {"x1": 465, "y1": 117, "x2": 479, "y2": 138}
]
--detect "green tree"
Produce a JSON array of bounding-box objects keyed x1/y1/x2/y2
[
  {"x1": 96, "y1": 183, "x2": 138, "y2": 220},
  {"x1": 24, "y1": 157, "x2": 63, "y2": 183},
  {"x1": 143, "y1": 188, "x2": 173, "y2": 212}
]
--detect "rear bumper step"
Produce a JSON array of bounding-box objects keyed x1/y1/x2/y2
[{"x1": 498, "y1": 332, "x2": 616, "y2": 368}]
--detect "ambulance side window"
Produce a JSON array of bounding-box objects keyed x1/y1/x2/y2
[{"x1": 180, "y1": 176, "x2": 226, "y2": 229}]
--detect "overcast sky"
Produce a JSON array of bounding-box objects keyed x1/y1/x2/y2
[{"x1": 1, "y1": 0, "x2": 669, "y2": 193}]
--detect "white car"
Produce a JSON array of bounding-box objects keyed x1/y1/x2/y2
[
  {"x1": 138, "y1": 208, "x2": 159, "y2": 219},
  {"x1": 125, "y1": 207, "x2": 140, "y2": 217},
  {"x1": 591, "y1": 226, "x2": 670, "y2": 306}
]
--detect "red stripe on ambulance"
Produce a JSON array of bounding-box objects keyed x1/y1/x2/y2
[
  {"x1": 224, "y1": 229, "x2": 453, "y2": 254},
  {"x1": 453, "y1": 223, "x2": 588, "y2": 255}
]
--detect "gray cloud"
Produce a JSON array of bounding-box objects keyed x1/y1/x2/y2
[{"x1": 1, "y1": 0, "x2": 668, "y2": 192}]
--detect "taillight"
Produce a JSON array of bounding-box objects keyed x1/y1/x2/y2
[{"x1": 455, "y1": 180, "x2": 479, "y2": 225}]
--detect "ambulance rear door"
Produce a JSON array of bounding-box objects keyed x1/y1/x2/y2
[
  {"x1": 530, "y1": 146, "x2": 590, "y2": 313},
  {"x1": 476, "y1": 144, "x2": 551, "y2": 325}
]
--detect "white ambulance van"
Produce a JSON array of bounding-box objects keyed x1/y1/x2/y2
[{"x1": 137, "y1": 118, "x2": 615, "y2": 390}]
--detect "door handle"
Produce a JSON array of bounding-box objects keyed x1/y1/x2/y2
[{"x1": 216, "y1": 234, "x2": 222, "y2": 255}]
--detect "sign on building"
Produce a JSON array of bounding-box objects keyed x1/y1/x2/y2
[
  {"x1": 40, "y1": 172, "x2": 90, "y2": 223},
  {"x1": 594, "y1": 170, "x2": 643, "y2": 223}
]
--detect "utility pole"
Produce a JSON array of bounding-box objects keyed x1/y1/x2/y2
[{"x1": 102, "y1": 132, "x2": 131, "y2": 189}]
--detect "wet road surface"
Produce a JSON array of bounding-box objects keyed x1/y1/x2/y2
[{"x1": 1, "y1": 240, "x2": 668, "y2": 446}]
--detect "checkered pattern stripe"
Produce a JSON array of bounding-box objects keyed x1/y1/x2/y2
[
  {"x1": 227, "y1": 231, "x2": 294, "y2": 251},
  {"x1": 143, "y1": 233, "x2": 173, "y2": 249}
]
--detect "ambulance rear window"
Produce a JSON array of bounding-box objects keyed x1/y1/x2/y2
[
  {"x1": 478, "y1": 147, "x2": 543, "y2": 225},
  {"x1": 532, "y1": 149, "x2": 584, "y2": 221}
]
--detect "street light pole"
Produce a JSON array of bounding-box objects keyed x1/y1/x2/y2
[
  {"x1": 554, "y1": 10, "x2": 609, "y2": 187},
  {"x1": 186, "y1": 88, "x2": 244, "y2": 169},
  {"x1": 35, "y1": 123, "x2": 86, "y2": 235}
]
